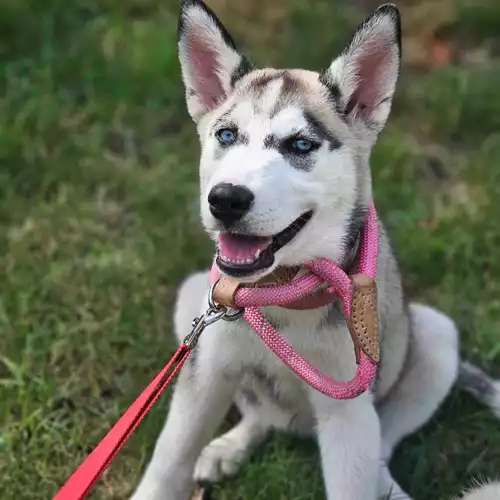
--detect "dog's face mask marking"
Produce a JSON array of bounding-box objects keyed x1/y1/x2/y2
[{"x1": 178, "y1": 0, "x2": 401, "y2": 281}]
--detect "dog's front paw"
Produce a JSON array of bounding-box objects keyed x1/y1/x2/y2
[{"x1": 194, "y1": 435, "x2": 247, "y2": 483}]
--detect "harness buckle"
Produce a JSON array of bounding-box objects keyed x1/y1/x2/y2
[{"x1": 183, "y1": 279, "x2": 244, "y2": 348}]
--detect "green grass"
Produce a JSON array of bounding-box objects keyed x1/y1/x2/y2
[{"x1": 1, "y1": 1, "x2": 499, "y2": 499}]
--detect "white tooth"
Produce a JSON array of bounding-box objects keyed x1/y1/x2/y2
[
  {"x1": 254, "y1": 249, "x2": 261, "y2": 258},
  {"x1": 220, "y1": 254, "x2": 260, "y2": 265}
]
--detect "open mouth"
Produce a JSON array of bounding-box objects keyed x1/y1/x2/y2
[{"x1": 216, "y1": 211, "x2": 313, "y2": 277}]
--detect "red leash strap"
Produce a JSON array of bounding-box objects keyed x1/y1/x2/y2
[
  {"x1": 52, "y1": 303, "x2": 235, "y2": 500},
  {"x1": 53, "y1": 344, "x2": 191, "y2": 500}
]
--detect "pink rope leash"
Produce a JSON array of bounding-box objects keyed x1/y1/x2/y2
[{"x1": 211, "y1": 203, "x2": 379, "y2": 399}]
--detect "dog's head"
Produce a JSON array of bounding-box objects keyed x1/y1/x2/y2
[{"x1": 178, "y1": 0, "x2": 401, "y2": 282}]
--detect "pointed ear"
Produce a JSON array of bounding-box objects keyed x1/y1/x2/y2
[
  {"x1": 320, "y1": 4, "x2": 401, "y2": 138},
  {"x1": 178, "y1": 0, "x2": 253, "y2": 122}
]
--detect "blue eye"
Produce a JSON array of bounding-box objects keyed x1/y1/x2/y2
[
  {"x1": 291, "y1": 138, "x2": 314, "y2": 153},
  {"x1": 216, "y1": 128, "x2": 237, "y2": 145}
]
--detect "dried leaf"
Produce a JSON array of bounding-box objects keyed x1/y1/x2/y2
[
  {"x1": 190, "y1": 486, "x2": 212, "y2": 500},
  {"x1": 429, "y1": 37, "x2": 454, "y2": 67}
]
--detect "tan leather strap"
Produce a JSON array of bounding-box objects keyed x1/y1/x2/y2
[
  {"x1": 346, "y1": 274, "x2": 380, "y2": 364},
  {"x1": 212, "y1": 276, "x2": 241, "y2": 308}
]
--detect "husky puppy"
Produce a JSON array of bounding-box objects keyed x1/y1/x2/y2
[{"x1": 130, "y1": 2, "x2": 500, "y2": 499}]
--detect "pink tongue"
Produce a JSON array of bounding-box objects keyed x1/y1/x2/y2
[{"x1": 218, "y1": 233, "x2": 272, "y2": 261}]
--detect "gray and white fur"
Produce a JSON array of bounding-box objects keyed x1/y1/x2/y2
[{"x1": 130, "y1": 2, "x2": 500, "y2": 499}]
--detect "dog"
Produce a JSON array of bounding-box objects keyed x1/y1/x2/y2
[{"x1": 130, "y1": 2, "x2": 500, "y2": 499}]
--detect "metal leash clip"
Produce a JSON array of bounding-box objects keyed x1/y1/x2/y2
[{"x1": 183, "y1": 279, "x2": 244, "y2": 348}]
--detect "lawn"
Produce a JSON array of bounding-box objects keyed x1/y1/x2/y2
[{"x1": 1, "y1": 0, "x2": 500, "y2": 499}]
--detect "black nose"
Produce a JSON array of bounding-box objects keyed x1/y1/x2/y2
[{"x1": 208, "y1": 183, "x2": 254, "y2": 225}]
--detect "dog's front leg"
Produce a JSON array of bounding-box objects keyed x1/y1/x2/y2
[
  {"x1": 130, "y1": 333, "x2": 240, "y2": 500},
  {"x1": 310, "y1": 390, "x2": 381, "y2": 500}
]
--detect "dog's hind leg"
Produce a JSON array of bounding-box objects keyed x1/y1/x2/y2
[{"x1": 376, "y1": 303, "x2": 460, "y2": 499}]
